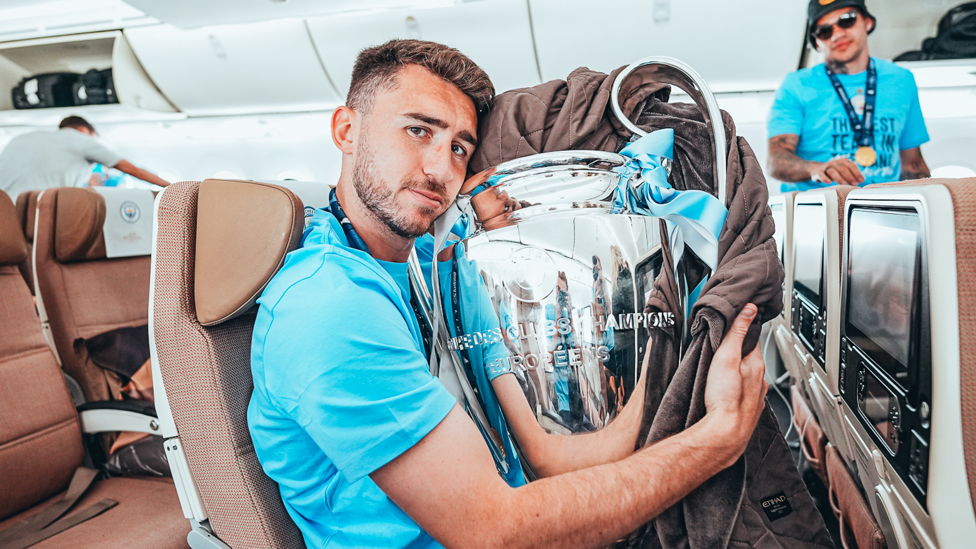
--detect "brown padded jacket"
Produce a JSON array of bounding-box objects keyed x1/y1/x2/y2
[{"x1": 471, "y1": 66, "x2": 835, "y2": 549}]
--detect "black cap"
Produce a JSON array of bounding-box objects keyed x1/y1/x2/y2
[{"x1": 808, "y1": 0, "x2": 875, "y2": 47}]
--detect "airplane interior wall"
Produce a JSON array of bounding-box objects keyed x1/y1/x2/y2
[{"x1": 0, "y1": 0, "x2": 973, "y2": 192}]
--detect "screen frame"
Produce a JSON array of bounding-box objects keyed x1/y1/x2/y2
[
  {"x1": 791, "y1": 202, "x2": 826, "y2": 308},
  {"x1": 840, "y1": 197, "x2": 934, "y2": 510},
  {"x1": 844, "y1": 206, "x2": 924, "y2": 394}
]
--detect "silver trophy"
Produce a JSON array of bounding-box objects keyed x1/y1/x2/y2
[{"x1": 414, "y1": 57, "x2": 729, "y2": 479}]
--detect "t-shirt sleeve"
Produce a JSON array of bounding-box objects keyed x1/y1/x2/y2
[
  {"x1": 899, "y1": 77, "x2": 929, "y2": 150},
  {"x1": 79, "y1": 136, "x2": 123, "y2": 168},
  {"x1": 767, "y1": 75, "x2": 804, "y2": 139},
  {"x1": 262, "y1": 255, "x2": 457, "y2": 484}
]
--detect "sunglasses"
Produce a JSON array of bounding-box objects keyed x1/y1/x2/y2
[{"x1": 814, "y1": 10, "x2": 858, "y2": 42}]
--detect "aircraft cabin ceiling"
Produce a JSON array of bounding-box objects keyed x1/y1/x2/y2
[
  {"x1": 120, "y1": 0, "x2": 461, "y2": 30},
  {"x1": 0, "y1": 0, "x2": 810, "y2": 122},
  {"x1": 0, "y1": 0, "x2": 158, "y2": 43}
]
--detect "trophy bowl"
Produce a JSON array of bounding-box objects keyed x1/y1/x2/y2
[{"x1": 418, "y1": 57, "x2": 728, "y2": 479}]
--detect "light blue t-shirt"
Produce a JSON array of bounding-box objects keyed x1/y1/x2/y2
[
  {"x1": 768, "y1": 59, "x2": 929, "y2": 193},
  {"x1": 248, "y1": 210, "x2": 522, "y2": 548}
]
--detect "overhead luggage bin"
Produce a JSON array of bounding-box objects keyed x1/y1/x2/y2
[
  {"x1": 528, "y1": 0, "x2": 806, "y2": 91},
  {"x1": 124, "y1": 19, "x2": 343, "y2": 116},
  {"x1": 837, "y1": 180, "x2": 976, "y2": 549},
  {"x1": 0, "y1": 31, "x2": 180, "y2": 127},
  {"x1": 305, "y1": 0, "x2": 540, "y2": 97},
  {"x1": 123, "y1": 0, "x2": 432, "y2": 30}
]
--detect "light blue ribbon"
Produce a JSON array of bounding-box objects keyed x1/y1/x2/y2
[{"x1": 610, "y1": 129, "x2": 727, "y2": 272}]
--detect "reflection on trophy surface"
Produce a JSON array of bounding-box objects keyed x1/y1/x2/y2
[
  {"x1": 433, "y1": 150, "x2": 685, "y2": 472},
  {"x1": 422, "y1": 57, "x2": 728, "y2": 478}
]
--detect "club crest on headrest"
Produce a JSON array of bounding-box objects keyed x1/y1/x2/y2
[{"x1": 120, "y1": 201, "x2": 141, "y2": 224}]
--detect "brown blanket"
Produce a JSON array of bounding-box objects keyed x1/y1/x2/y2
[{"x1": 473, "y1": 66, "x2": 834, "y2": 549}]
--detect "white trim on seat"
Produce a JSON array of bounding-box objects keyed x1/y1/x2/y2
[{"x1": 148, "y1": 187, "x2": 209, "y2": 524}]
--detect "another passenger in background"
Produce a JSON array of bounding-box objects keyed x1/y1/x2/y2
[
  {"x1": 0, "y1": 115, "x2": 170, "y2": 201},
  {"x1": 767, "y1": 0, "x2": 931, "y2": 192}
]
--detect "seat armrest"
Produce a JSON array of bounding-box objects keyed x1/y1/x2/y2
[{"x1": 77, "y1": 400, "x2": 161, "y2": 435}]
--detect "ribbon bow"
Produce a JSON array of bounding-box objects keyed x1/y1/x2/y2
[{"x1": 610, "y1": 129, "x2": 727, "y2": 272}]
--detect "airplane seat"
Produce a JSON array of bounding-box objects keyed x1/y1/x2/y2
[
  {"x1": 0, "y1": 190, "x2": 189, "y2": 548},
  {"x1": 836, "y1": 178, "x2": 976, "y2": 549},
  {"x1": 150, "y1": 179, "x2": 308, "y2": 548},
  {"x1": 13, "y1": 190, "x2": 39, "y2": 294},
  {"x1": 769, "y1": 192, "x2": 803, "y2": 384},
  {"x1": 789, "y1": 186, "x2": 857, "y2": 470},
  {"x1": 826, "y1": 444, "x2": 886, "y2": 549},
  {"x1": 32, "y1": 187, "x2": 154, "y2": 404}
]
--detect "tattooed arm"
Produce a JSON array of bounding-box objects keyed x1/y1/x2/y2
[
  {"x1": 768, "y1": 134, "x2": 863, "y2": 185},
  {"x1": 900, "y1": 147, "x2": 931, "y2": 181}
]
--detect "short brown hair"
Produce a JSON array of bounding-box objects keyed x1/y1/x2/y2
[
  {"x1": 347, "y1": 39, "x2": 494, "y2": 118},
  {"x1": 59, "y1": 116, "x2": 96, "y2": 134}
]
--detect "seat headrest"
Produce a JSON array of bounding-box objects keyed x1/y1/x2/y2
[
  {"x1": 54, "y1": 187, "x2": 155, "y2": 263},
  {"x1": 0, "y1": 191, "x2": 29, "y2": 266},
  {"x1": 195, "y1": 179, "x2": 305, "y2": 326},
  {"x1": 14, "y1": 190, "x2": 39, "y2": 242}
]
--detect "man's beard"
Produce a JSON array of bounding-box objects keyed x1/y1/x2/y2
[
  {"x1": 352, "y1": 131, "x2": 448, "y2": 239},
  {"x1": 825, "y1": 43, "x2": 865, "y2": 74}
]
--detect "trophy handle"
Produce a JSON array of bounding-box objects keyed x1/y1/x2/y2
[{"x1": 609, "y1": 56, "x2": 728, "y2": 207}]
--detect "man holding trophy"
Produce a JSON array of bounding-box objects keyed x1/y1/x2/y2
[{"x1": 248, "y1": 39, "x2": 768, "y2": 549}]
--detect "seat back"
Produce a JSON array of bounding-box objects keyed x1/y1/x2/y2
[
  {"x1": 769, "y1": 192, "x2": 803, "y2": 382},
  {"x1": 32, "y1": 187, "x2": 154, "y2": 402},
  {"x1": 837, "y1": 178, "x2": 976, "y2": 548},
  {"x1": 0, "y1": 190, "x2": 84, "y2": 521},
  {"x1": 14, "y1": 190, "x2": 39, "y2": 293},
  {"x1": 790, "y1": 187, "x2": 857, "y2": 465},
  {"x1": 151, "y1": 179, "x2": 306, "y2": 548}
]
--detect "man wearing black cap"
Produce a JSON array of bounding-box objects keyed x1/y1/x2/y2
[{"x1": 767, "y1": 0, "x2": 931, "y2": 192}]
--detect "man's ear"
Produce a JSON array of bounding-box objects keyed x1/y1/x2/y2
[
  {"x1": 865, "y1": 16, "x2": 875, "y2": 33},
  {"x1": 331, "y1": 106, "x2": 358, "y2": 156}
]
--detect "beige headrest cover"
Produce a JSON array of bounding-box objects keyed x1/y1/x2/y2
[
  {"x1": 0, "y1": 191, "x2": 28, "y2": 266},
  {"x1": 195, "y1": 179, "x2": 305, "y2": 326},
  {"x1": 15, "y1": 191, "x2": 38, "y2": 242},
  {"x1": 54, "y1": 188, "x2": 108, "y2": 262}
]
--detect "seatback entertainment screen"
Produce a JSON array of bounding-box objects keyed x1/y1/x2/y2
[
  {"x1": 846, "y1": 208, "x2": 920, "y2": 386},
  {"x1": 792, "y1": 204, "x2": 825, "y2": 305}
]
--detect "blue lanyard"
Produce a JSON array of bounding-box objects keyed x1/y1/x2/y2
[
  {"x1": 328, "y1": 188, "x2": 433, "y2": 357},
  {"x1": 328, "y1": 187, "x2": 371, "y2": 254},
  {"x1": 826, "y1": 59, "x2": 877, "y2": 149}
]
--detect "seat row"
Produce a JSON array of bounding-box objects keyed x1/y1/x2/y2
[
  {"x1": 768, "y1": 178, "x2": 976, "y2": 549},
  {"x1": 0, "y1": 187, "x2": 189, "y2": 547}
]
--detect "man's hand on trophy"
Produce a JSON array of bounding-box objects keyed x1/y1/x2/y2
[{"x1": 701, "y1": 304, "x2": 768, "y2": 468}]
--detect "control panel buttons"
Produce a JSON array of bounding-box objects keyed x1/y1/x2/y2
[
  {"x1": 872, "y1": 448, "x2": 887, "y2": 481},
  {"x1": 908, "y1": 431, "x2": 929, "y2": 494},
  {"x1": 919, "y1": 401, "x2": 930, "y2": 430}
]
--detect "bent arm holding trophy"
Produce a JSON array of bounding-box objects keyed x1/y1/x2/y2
[
  {"x1": 380, "y1": 54, "x2": 768, "y2": 545},
  {"x1": 374, "y1": 303, "x2": 765, "y2": 549}
]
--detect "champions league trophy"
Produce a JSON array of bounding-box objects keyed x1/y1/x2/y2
[{"x1": 412, "y1": 57, "x2": 730, "y2": 479}]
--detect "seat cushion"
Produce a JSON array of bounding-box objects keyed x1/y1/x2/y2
[{"x1": 0, "y1": 477, "x2": 189, "y2": 549}]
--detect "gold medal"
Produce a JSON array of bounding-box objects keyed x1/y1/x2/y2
[{"x1": 855, "y1": 146, "x2": 877, "y2": 167}]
